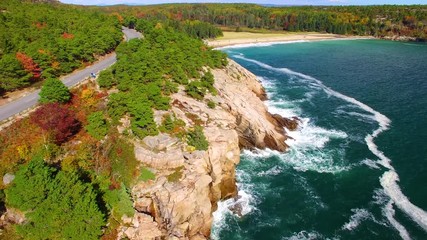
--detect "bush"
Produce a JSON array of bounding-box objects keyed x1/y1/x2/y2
[
  {"x1": 139, "y1": 167, "x2": 156, "y2": 182},
  {"x1": 159, "y1": 114, "x2": 186, "y2": 136},
  {"x1": 187, "y1": 125, "x2": 209, "y2": 151},
  {"x1": 39, "y1": 78, "x2": 70, "y2": 103},
  {"x1": 86, "y1": 111, "x2": 108, "y2": 140},
  {"x1": 167, "y1": 167, "x2": 184, "y2": 182},
  {"x1": 103, "y1": 183, "x2": 134, "y2": 219},
  {"x1": 207, "y1": 100, "x2": 216, "y2": 109},
  {"x1": 128, "y1": 99, "x2": 158, "y2": 139},
  {"x1": 30, "y1": 103, "x2": 80, "y2": 144},
  {"x1": 97, "y1": 68, "x2": 116, "y2": 89},
  {"x1": 185, "y1": 81, "x2": 205, "y2": 100},
  {"x1": 108, "y1": 137, "x2": 139, "y2": 187}
]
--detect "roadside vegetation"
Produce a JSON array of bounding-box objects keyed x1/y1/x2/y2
[{"x1": 0, "y1": 0, "x2": 122, "y2": 95}]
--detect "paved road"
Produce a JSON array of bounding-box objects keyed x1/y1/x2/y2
[{"x1": 0, "y1": 27, "x2": 141, "y2": 122}]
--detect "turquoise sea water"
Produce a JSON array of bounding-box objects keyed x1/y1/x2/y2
[{"x1": 212, "y1": 39, "x2": 427, "y2": 240}]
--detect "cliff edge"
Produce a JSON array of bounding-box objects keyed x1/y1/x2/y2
[{"x1": 118, "y1": 60, "x2": 298, "y2": 240}]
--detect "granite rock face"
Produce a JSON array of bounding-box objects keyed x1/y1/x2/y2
[
  {"x1": 211, "y1": 59, "x2": 297, "y2": 151},
  {"x1": 117, "y1": 60, "x2": 297, "y2": 240}
]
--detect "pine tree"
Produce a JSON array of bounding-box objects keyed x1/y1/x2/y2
[{"x1": 39, "y1": 78, "x2": 70, "y2": 104}]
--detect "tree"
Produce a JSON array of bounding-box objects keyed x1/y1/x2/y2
[
  {"x1": 5, "y1": 156, "x2": 55, "y2": 211},
  {"x1": 5, "y1": 157, "x2": 105, "y2": 240},
  {"x1": 39, "y1": 78, "x2": 71, "y2": 104},
  {"x1": 0, "y1": 54, "x2": 32, "y2": 92},
  {"x1": 85, "y1": 111, "x2": 108, "y2": 140},
  {"x1": 128, "y1": 99, "x2": 158, "y2": 138},
  {"x1": 97, "y1": 68, "x2": 116, "y2": 89},
  {"x1": 16, "y1": 52, "x2": 42, "y2": 80},
  {"x1": 30, "y1": 103, "x2": 80, "y2": 144}
]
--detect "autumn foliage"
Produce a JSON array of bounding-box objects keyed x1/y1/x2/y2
[
  {"x1": 61, "y1": 32, "x2": 75, "y2": 39},
  {"x1": 30, "y1": 103, "x2": 81, "y2": 144},
  {"x1": 0, "y1": 118, "x2": 45, "y2": 186},
  {"x1": 15, "y1": 52, "x2": 42, "y2": 80}
]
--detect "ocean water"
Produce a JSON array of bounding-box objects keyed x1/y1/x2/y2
[{"x1": 212, "y1": 39, "x2": 427, "y2": 240}]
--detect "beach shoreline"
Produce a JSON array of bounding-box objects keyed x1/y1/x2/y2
[{"x1": 207, "y1": 32, "x2": 374, "y2": 48}]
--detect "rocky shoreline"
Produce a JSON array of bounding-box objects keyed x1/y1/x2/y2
[{"x1": 118, "y1": 59, "x2": 298, "y2": 240}]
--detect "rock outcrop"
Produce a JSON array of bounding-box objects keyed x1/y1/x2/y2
[
  {"x1": 211, "y1": 60, "x2": 294, "y2": 151},
  {"x1": 117, "y1": 60, "x2": 297, "y2": 240}
]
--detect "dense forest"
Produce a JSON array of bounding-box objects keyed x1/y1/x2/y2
[
  {"x1": 101, "y1": 4, "x2": 427, "y2": 41},
  {"x1": 0, "y1": 0, "x2": 122, "y2": 94}
]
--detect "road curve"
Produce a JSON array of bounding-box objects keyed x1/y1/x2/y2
[{"x1": 0, "y1": 27, "x2": 141, "y2": 122}]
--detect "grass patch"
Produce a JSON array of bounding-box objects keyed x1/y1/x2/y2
[
  {"x1": 207, "y1": 100, "x2": 216, "y2": 109},
  {"x1": 139, "y1": 167, "x2": 156, "y2": 182},
  {"x1": 108, "y1": 137, "x2": 139, "y2": 187},
  {"x1": 167, "y1": 166, "x2": 184, "y2": 182}
]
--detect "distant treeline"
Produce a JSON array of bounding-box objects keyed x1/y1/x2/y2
[
  {"x1": 0, "y1": 0, "x2": 122, "y2": 94},
  {"x1": 101, "y1": 4, "x2": 427, "y2": 40}
]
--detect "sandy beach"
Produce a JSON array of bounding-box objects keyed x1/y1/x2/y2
[{"x1": 207, "y1": 31, "x2": 372, "y2": 48}]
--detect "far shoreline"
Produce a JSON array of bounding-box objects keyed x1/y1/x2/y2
[{"x1": 207, "y1": 31, "x2": 374, "y2": 48}]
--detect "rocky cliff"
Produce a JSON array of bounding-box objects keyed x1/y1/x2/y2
[{"x1": 117, "y1": 60, "x2": 297, "y2": 240}]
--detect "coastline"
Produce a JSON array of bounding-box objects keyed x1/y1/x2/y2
[{"x1": 207, "y1": 32, "x2": 374, "y2": 48}]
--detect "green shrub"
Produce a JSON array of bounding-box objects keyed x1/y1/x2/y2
[
  {"x1": 86, "y1": 111, "x2": 108, "y2": 140},
  {"x1": 103, "y1": 183, "x2": 134, "y2": 219},
  {"x1": 187, "y1": 125, "x2": 209, "y2": 151},
  {"x1": 97, "y1": 68, "x2": 116, "y2": 89},
  {"x1": 159, "y1": 114, "x2": 186, "y2": 136},
  {"x1": 139, "y1": 167, "x2": 156, "y2": 182},
  {"x1": 207, "y1": 100, "x2": 216, "y2": 109},
  {"x1": 185, "y1": 81, "x2": 205, "y2": 100},
  {"x1": 39, "y1": 78, "x2": 70, "y2": 104},
  {"x1": 108, "y1": 137, "x2": 139, "y2": 187},
  {"x1": 167, "y1": 167, "x2": 184, "y2": 182}
]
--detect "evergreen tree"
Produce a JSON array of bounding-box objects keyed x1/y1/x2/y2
[
  {"x1": 5, "y1": 157, "x2": 106, "y2": 240},
  {"x1": 85, "y1": 111, "x2": 108, "y2": 140},
  {"x1": 39, "y1": 78, "x2": 70, "y2": 104}
]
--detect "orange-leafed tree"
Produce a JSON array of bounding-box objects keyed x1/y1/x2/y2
[{"x1": 15, "y1": 52, "x2": 42, "y2": 80}]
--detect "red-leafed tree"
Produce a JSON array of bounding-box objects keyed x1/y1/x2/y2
[
  {"x1": 16, "y1": 52, "x2": 42, "y2": 80},
  {"x1": 61, "y1": 32, "x2": 75, "y2": 39},
  {"x1": 30, "y1": 103, "x2": 81, "y2": 144}
]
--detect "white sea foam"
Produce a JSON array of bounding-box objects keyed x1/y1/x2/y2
[
  {"x1": 342, "y1": 208, "x2": 374, "y2": 231},
  {"x1": 257, "y1": 76, "x2": 276, "y2": 92},
  {"x1": 242, "y1": 148, "x2": 279, "y2": 160},
  {"x1": 234, "y1": 55, "x2": 427, "y2": 237},
  {"x1": 266, "y1": 99, "x2": 302, "y2": 119},
  {"x1": 258, "y1": 165, "x2": 283, "y2": 176},
  {"x1": 283, "y1": 230, "x2": 324, "y2": 240},
  {"x1": 334, "y1": 109, "x2": 376, "y2": 124},
  {"x1": 361, "y1": 158, "x2": 381, "y2": 169},
  {"x1": 211, "y1": 187, "x2": 255, "y2": 240},
  {"x1": 211, "y1": 169, "x2": 256, "y2": 240},
  {"x1": 383, "y1": 201, "x2": 411, "y2": 240}
]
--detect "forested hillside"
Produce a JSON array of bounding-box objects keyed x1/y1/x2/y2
[
  {"x1": 102, "y1": 4, "x2": 427, "y2": 41},
  {"x1": 0, "y1": 6, "x2": 227, "y2": 238},
  {"x1": 0, "y1": 0, "x2": 122, "y2": 94}
]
